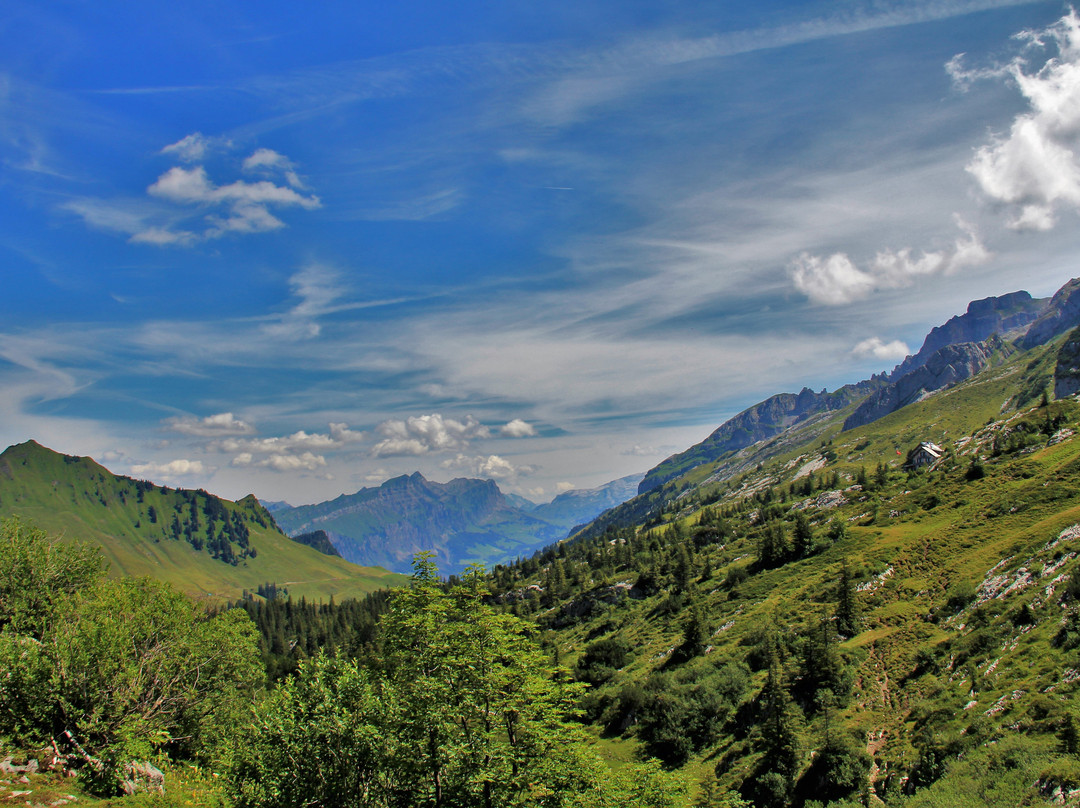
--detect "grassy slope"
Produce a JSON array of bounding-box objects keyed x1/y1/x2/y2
[
  {"x1": 0, "y1": 441, "x2": 405, "y2": 601},
  {"x1": 528, "y1": 337, "x2": 1080, "y2": 805}
]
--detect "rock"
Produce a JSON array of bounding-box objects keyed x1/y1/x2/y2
[
  {"x1": 890, "y1": 290, "x2": 1045, "y2": 381},
  {"x1": 845, "y1": 336, "x2": 1009, "y2": 430},
  {"x1": 121, "y1": 761, "x2": 164, "y2": 796},
  {"x1": 1020, "y1": 277, "x2": 1080, "y2": 349},
  {"x1": 1054, "y1": 326, "x2": 1080, "y2": 399}
]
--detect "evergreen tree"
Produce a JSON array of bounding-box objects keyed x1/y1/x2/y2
[
  {"x1": 835, "y1": 559, "x2": 860, "y2": 638},
  {"x1": 792, "y1": 513, "x2": 815, "y2": 558}
]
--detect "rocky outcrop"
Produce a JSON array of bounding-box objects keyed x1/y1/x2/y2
[
  {"x1": 889, "y1": 291, "x2": 1045, "y2": 381},
  {"x1": 845, "y1": 336, "x2": 1009, "y2": 430},
  {"x1": 1054, "y1": 326, "x2": 1080, "y2": 399},
  {"x1": 1019, "y1": 277, "x2": 1080, "y2": 349},
  {"x1": 290, "y1": 529, "x2": 341, "y2": 557},
  {"x1": 639, "y1": 380, "x2": 885, "y2": 494}
]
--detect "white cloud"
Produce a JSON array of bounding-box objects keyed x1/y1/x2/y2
[
  {"x1": 555, "y1": 481, "x2": 575, "y2": 493},
  {"x1": 500, "y1": 418, "x2": 537, "y2": 437},
  {"x1": 243, "y1": 147, "x2": 305, "y2": 188},
  {"x1": 790, "y1": 219, "x2": 990, "y2": 305},
  {"x1": 165, "y1": 411, "x2": 256, "y2": 437},
  {"x1": 129, "y1": 226, "x2": 198, "y2": 246},
  {"x1": 851, "y1": 337, "x2": 911, "y2": 361},
  {"x1": 232, "y1": 451, "x2": 327, "y2": 472},
  {"x1": 957, "y1": 9, "x2": 1080, "y2": 230},
  {"x1": 131, "y1": 458, "x2": 207, "y2": 477},
  {"x1": 440, "y1": 453, "x2": 536, "y2": 480},
  {"x1": 145, "y1": 164, "x2": 320, "y2": 238},
  {"x1": 372, "y1": 413, "x2": 490, "y2": 457},
  {"x1": 160, "y1": 132, "x2": 230, "y2": 163},
  {"x1": 263, "y1": 264, "x2": 343, "y2": 340},
  {"x1": 215, "y1": 423, "x2": 363, "y2": 454}
]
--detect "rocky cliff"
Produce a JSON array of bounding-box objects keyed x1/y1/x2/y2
[
  {"x1": 845, "y1": 336, "x2": 1011, "y2": 430},
  {"x1": 1019, "y1": 278, "x2": 1080, "y2": 350},
  {"x1": 889, "y1": 291, "x2": 1045, "y2": 381},
  {"x1": 1055, "y1": 326, "x2": 1080, "y2": 399},
  {"x1": 639, "y1": 380, "x2": 884, "y2": 494}
]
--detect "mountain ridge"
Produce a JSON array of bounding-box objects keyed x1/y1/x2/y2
[{"x1": 0, "y1": 440, "x2": 403, "y2": 600}]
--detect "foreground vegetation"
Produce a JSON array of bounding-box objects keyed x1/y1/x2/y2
[{"x1": 0, "y1": 520, "x2": 700, "y2": 807}]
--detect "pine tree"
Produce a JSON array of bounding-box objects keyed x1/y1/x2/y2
[
  {"x1": 836, "y1": 558, "x2": 860, "y2": 638},
  {"x1": 792, "y1": 513, "x2": 815, "y2": 558}
]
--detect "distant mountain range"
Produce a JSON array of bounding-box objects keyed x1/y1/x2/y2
[
  {"x1": 270, "y1": 472, "x2": 644, "y2": 574},
  {"x1": 0, "y1": 441, "x2": 404, "y2": 601}
]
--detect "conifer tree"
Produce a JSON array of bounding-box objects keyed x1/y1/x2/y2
[
  {"x1": 792, "y1": 513, "x2": 815, "y2": 558},
  {"x1": 836, "y1": 559, "x2": 860, "y2": 638}
]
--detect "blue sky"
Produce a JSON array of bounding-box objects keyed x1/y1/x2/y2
[{"x1": 3, "y1": 0, "x2": 1080, "y2": 504}]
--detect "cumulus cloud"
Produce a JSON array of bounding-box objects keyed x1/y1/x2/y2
[
  {"x1": 790, "y1": 219, "x2": 989, "y2": 305},
  {"x1": 69, "y1": 137, "x2": 321, "y2": 247},
  {"x1": 500, "y1": 418, "x2": 537, "y2": 437},
  {"x1": 215, "y1": 423, "x2": 364, "y2": 455},
  {"x1": 146, "y1": 164, "x2": 320, "y2": 238},
  {"x1": 231, "y1": 451, "x2": 327, "y2": 472},
  {"x1": 555, "y1": 481, "x2": 575, "y2": 493},
  {"x1": 954, "y1": 9, "x2": 1080, "y2": 230},
  {"x1": 851, "y1": 337, "x2": 911, "y2": 361},
  {"x1": 372, "y1": 413, "x2": 490, "y2": 457},
  {"x1": 131, "y1": 458, "x2": 207, "y2": 477},
  {"x1": 165, "y1": 411, "x2": 255, "y2": 437},
  {"x1": 160, "y1": 132, "x2": 231, "y2": 163},
  {"x1": 243, "y1": 147, "x2": 305, "y2": 189},
  {"x1": 440, "y1": 453, "x2": 537, "y2": 480}
]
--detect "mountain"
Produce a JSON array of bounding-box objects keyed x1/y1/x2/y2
[
  {"x1": 273, "y1": 472, "x2": 644, "y2": 574},
  {"x1": 272, "y1": 472, "x2": 563, "y2": 574},
  {"x1": 843, "y1": 334, "x2": 1014, "y2": 430},
  {"x1": 638, "y1": 380, "x2": 886, "y2": 495},
  {"x1": 887, "y1": 290, "x2": 1046, "y2": 380},
  {"x1": 494, "y1": 294, "x2": 1080, "y2": 805},
  {"x1": 0, "y1": 441, "x2": 404, "y2": 600},
  {"x1": 1019, "y1": 276, "x2": 1080, "y2": 349},
  {"x1": 290, "y1": 529, "x2": 342, "y2": 557},
  {"x1": 260, "y1": 499, "x2": 293, "y2": 513},
  {"x1": 532, "y1": 474, "x2": 644, "y2": 528}
]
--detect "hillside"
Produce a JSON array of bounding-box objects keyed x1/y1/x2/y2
[
  {"x1": 273, "y1": 471, "x2": 643, "y2": 574},
  {"x1": 0, "y1": 441, "x2": 404, "y2": 601},
  {"x1": 486, "y1": 330, "x2": 1080, "y2": 805}
]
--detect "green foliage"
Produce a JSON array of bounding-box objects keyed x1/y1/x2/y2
[
  {"x1": 634, "y1": 662, "x2": 749, "y2": 765},
  {"x1": 575, "y1": 637, "x2": 632, "y2": 685},
  {"x1": 0, "y1": 521, "x2": 262, "y2": 794},
  {"x1": 230, "y1": 553, "x2": 688, "y2": 807},
  {"x1": 0, "y1": 517, "x2": 105, "y2": 636}
]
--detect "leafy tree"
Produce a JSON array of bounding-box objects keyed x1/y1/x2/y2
[
  {"x1": 0, "y1": 518, "x2": 104, "y2": 636},
  {"x1": 379, "y1": 554, "x2": 590, "y2": 807},
  {"x1": 0, "y1": 526, "x2": 262, "y2": 793}
]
